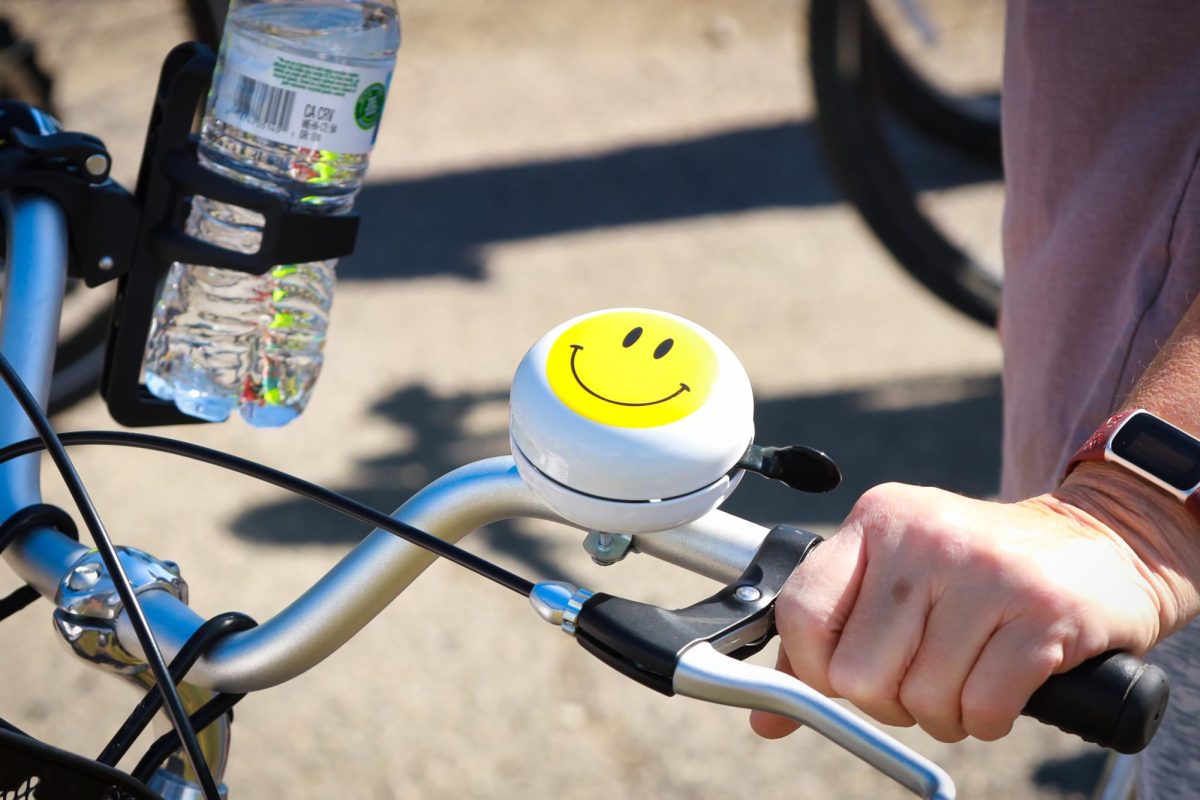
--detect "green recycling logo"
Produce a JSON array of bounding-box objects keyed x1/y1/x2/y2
[{"x1": 354, "y1": 83, "x2": 386, "y2": 130}]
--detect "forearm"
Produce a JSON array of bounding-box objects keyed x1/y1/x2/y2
[{"x1": 1056, "y1": 293, "x2": 1200, "y2": 638}]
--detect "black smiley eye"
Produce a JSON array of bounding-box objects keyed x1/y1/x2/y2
[
  {"x1": 654, "y1": 338, "x2": 674, "y2": 359},
  {"x1": 623, "y1": 327, "x2": 643, "y2": 348}
]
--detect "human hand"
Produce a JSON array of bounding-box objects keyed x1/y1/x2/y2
[{"x1": 750, "y1": 472, "x2": 1200, "y2": 743}]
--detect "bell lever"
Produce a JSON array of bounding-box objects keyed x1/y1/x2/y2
[{"x1": 737, "y1": 444, "x2": 842, "y2": 493}]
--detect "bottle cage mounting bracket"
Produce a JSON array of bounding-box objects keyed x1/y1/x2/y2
[{"x1": 0, "y1": 102, "x2": 139, "y2": 288}]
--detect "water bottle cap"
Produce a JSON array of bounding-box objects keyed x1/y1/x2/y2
[{"x1": 510, "y1": 309, "x2": 754, "y2": 532}]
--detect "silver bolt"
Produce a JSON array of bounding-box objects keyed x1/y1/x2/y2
[
  {"x1": 582, "y1": 530, "x2": 632, "y2": 566},
  {"x1": 67, "y1": 563, "x2": 102, "y2": 591},
  {"x1": 97, "y1": 255, "x2": 115, "y2": 272},
  {"x1": 84, "y1": 153, "x2": 109, "y2": 178},
  {"x1": 734, "y1": 585, "x2": 761, "y2": 603}
]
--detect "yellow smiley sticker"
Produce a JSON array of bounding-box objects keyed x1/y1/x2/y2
[{"x1": 546, "y1": 310, "x2": 718, "y2": 428}]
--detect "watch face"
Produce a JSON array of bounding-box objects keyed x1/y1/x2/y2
[{"x1": 1112, "y1": 413, "x2": 1200, "y2": 491}]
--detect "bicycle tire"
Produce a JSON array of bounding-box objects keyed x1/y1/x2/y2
[
  {"x1": 0, "y1": 18, "x2": 53, "y2": 115},
  {"x1": 807, "y1": 0, "x2": 1002, "y2": 328}
]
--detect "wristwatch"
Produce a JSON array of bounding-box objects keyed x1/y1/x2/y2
[{"x1": 1065, "y1": 409, "x2": 1200, "y2": 518}]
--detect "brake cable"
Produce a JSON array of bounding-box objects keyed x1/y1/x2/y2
[
  {"x1": 0, "y1": 429, "x2": 536, "y2": 597},
  {"x1": 0, "y1": 354, "x2": 221, "y2": 800},
  {"x1": 0, "y1": 377, "x2": 539, "y2": 798}
]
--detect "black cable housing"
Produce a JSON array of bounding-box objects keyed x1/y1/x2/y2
[
  {"x1": 0, "y1": 430, "x2": 537, "y2": 596},
  {"x1": 0, "y1": 354, "x2": 221, "y2": 800},
  {"x1": 0, "y1": 422, "x2": 540, "y2": 791},
  {"x1": 132, "y1": 692, "x2": 246, "y2": 785},
  {"x1": 98, "y1": 611, "x2": 258, "y2": 768}
]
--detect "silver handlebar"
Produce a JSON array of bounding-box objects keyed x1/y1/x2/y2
[
  {"x1": 114, "y1": 458, "x2": 767, "y2": 691},
  {"x1": 0, "y1": 198, "x2": 773, "y2": 689},
  {"x1": 0, "y1": 191, "x2": 954, "y2": 799}
]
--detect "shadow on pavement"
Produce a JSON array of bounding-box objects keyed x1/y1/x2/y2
[
  {"x1": 342, "y1": 116, "x2": 1002, "y2": 282},
  {"x1": 724, "y1": 371, "x2": 1001, "y2": 528},
  {"x1": 1031, "y1": 749, "x2": 1106, "y2": 798},
  {"x1": 229, "y1": 371, "x2": 1001, "y2": 576}
]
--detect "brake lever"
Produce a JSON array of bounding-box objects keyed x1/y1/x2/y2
[
  {"x1": 529, "y1": 524, "x2": 956, "y2": 798},
  {"x1": 674, "y1": 643, "x2": 955, "y2": 799}
]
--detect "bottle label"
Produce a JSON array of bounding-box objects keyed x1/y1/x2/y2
[{"x1": 212, "y1": 30, "x2": 393, "y2": 156}]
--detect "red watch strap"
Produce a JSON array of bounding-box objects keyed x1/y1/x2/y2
[
  {"x1": 1064, "y1": 409, "x2": 1136, "y2": 476},
  {"x1": 1065, "y1": 409, "x2": 1200, "y2": 522}
]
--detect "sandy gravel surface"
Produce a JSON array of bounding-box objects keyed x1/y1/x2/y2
[{"x1": 0, "y1": 2, "x2": 1108, "y2": 798}]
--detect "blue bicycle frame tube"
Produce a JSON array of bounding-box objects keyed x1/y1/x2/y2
[{"x1": 0, "y1": 192, "x2": 88, "y2": 592}]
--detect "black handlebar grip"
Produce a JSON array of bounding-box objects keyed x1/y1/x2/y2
[{"x1": 1022, "y1": 650, "x2": 1169, "y2": 754}]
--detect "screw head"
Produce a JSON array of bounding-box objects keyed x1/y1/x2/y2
[
  {"x1": 84, "y1": 153, "x2": 109, "y2": 178},
  {"x1": 734, "y1": 585, "x2": 761, "y2": 603},
  {"x1": 97, "y1": 255, "x2": 115, "y2": 272},
  {"x1": 67, "y1": 563, "x2": 102, "y2": 591}
]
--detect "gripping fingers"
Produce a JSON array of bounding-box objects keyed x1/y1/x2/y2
[
  {"x1": 897, "y1": 586, "x2": 1005, "y2": 743},
  {"x1": 771, "y1": 525, "x2": 867, "y2": 699},
  {"x1": 961, "y1": 622, "x2": 1061, "y2": 741},
  {"x1": 751, "y1": 528, "x2": 864, "y2": 740},
  {"x1": 825, "y1": 554, "x2": 932, "y2": 728}
]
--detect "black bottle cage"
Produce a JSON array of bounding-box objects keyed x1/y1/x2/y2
[{"x1": 100, "y1": 42, "x2": 360, "y2": 427}]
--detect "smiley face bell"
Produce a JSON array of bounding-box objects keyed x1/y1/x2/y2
[{"x1": 509, "y1": 308, "x2": 754, "y2": 533}]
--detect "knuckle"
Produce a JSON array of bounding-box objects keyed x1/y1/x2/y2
[
  {"x1": 899, "y1": 674, "x2": 967, "y2": 743},
  {"x1": 898, "y1": 675, "x2": 950, "y2": 723},
  {"x1": 959, "y1": 691, "x2": 1008, "y2": 723},
  {"x1": 928, "y1": 726, "x2": 969, "y2": 745},
  {"x1": 852, "y1": 483, "x2": 905, "y2": 520},
  {"x1": 961, "y1": 690, "x2": 1017, "y2": 741},
  {"x1": 828, "y1": 653, "x2": 890, "y2": 708},
  {"x1": 1041, "y1": 592, "x2": 1089, "y2": 625}
]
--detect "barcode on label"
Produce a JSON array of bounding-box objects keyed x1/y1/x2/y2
[{"x1": 231, "y1": 74, "x2": 296, "y2": 133}]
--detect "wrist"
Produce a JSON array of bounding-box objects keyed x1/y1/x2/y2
[{"x1": 1054, "y1": 461, "x2": 1200, "y2": 637}]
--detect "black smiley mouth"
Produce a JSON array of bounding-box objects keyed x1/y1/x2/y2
[{"x1": 569, "y1": 345, "x2": 690, "y2": 407}]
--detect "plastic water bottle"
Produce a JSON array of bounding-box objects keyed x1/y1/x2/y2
[{"x1": 142, "y1": 0, "x2": 399, "y2": 426}]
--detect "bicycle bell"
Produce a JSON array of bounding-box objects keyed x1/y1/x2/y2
[{"x1": 509, "y1": 308, "x2": 755, "y2": 533}]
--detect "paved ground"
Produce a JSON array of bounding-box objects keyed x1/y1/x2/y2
[{"x1": 0, "y1": 2, "x2": 1109, "y2": 798}]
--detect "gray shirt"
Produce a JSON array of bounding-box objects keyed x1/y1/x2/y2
[{"x1": 1001, "y1": 2, "x2": 1200, "y2": 795}]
